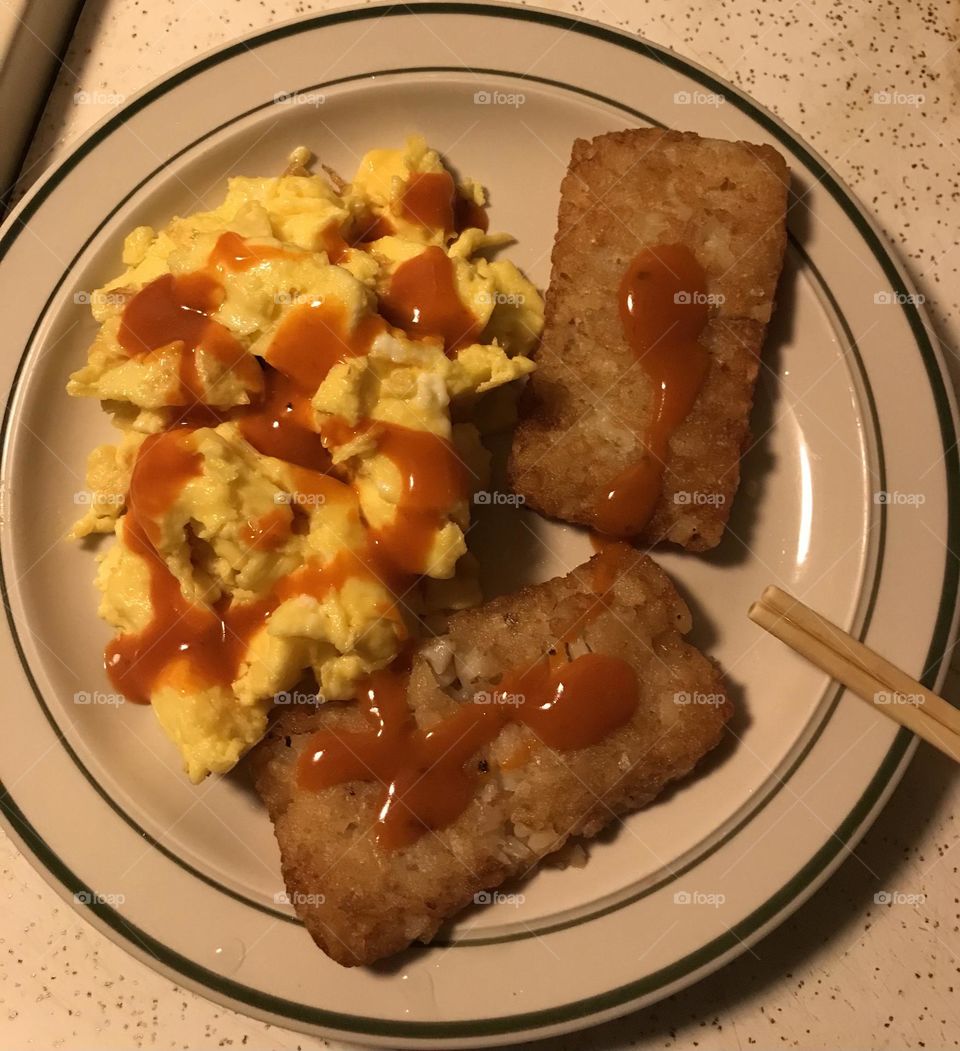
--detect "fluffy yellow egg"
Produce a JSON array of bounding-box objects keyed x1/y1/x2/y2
[{"x1": 67, "y1": 139, "x2": 544, "y2": 782}]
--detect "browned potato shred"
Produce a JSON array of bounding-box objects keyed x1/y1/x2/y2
[
  {"x1": 509, "y1": 128, "x2": 789, "y2": 550},
  {"x1": 250, "y1": 552, "x2": 730, "y2": 967}
]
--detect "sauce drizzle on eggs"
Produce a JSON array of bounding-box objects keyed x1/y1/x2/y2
[
  {"x1": 379, "y1": 246, "x2": 483, "y2": 355},
  {"x1": 107, "y1": 430, "x2": 378, "y2": 701},
  {"x1": 398, "y1": 170, "x2": 489, "y2": 236},
  {"x1": 117, "y1": 270, "x2": 263, "y2": 407},
  {"x1": 103, "y1": 183, "x2": 564, "y2": 826}
]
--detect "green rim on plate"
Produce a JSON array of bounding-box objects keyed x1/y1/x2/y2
[
  {"x1": 0, "y1": 3, "x2": 956, "y2": 1041},
  {"x1": 0, "y1": 66, "x2": 890, "y2": 945}
]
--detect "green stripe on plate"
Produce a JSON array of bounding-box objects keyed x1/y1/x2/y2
[
  {"x1": 0, "y1": 63, "x2": 890, "y2": 946},
  {"x1": 0, "y1": 3, "x2": 955, "y2": 1040}
]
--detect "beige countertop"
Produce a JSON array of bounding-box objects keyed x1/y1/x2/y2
[{"x1": 3, "y1": 1, "x2": 959, "y2": 1048}]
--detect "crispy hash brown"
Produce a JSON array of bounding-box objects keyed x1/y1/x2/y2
[
  {"x1": 250, "y1": 551, "x2": 730, "y2": 966},
  {"x1": 509, "y1": 128, "x2": 789, "y2": 550}
]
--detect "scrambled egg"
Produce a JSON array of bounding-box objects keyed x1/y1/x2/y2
[{"x1": 68, "y1": 138, "x2": 543, "y2": 782}]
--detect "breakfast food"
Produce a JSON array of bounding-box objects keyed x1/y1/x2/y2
[
  {"x1": 250, "y1": 546, "x2": 730, "y2": 966},
  {"x1": 67, "y1": 129, "x2": 759, "y2": 970},
  {"x1": 67, "y1": 138, "x2": 543, "y2": 781},
  {"x1": 509, "y1": 128, "x2": 789, "y2": 550}
]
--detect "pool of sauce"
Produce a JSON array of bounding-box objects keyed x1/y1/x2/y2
[
  {"x1": 208, "y1": 231, "x2": 306, "y2": 272},
  {"x1": 398, "y1": 170, "x2": 489, "y2": 236},
  {"x1": 235, "y1": 365, "x2": 332, "y2": 472},
  {"x1": 118, "y1": 271, "x2": 263, "y2": 406},
  {"x1": 379, "y1": 171, "x2": 489, "y2": 354},
  {"x1": 379, "y1": 246, "x2": 483, "y2": 354}
]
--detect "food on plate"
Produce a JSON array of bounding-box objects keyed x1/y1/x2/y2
[
  {"x1": 67, "y1": 137, "x2": 544, "y2": 781},
  {"x1": 250, "y1": 545, "x2": 730, "y2": 966},
  {"x1": 66, "y1": 127, "x2": 754, "y2": 969},
  {"x1": 509, "y1": 128, "x2": 789, "y2": 550}
]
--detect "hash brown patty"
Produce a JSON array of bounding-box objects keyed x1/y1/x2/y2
[
  {"x1": 509, "y1": 128, "x2": 789, "y2": 550},
  {"x1": 250, "y1": 550, "x2": 730, "y2": 966}
]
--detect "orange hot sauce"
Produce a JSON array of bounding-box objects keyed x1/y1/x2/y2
[
  {"x1": 378, "y1": 246, "x2": 483, "y2": 355},
  {"x1": 595, "y1": 244, "x2": 711, "y2": 537},
  {"x1": 297, "y1": 649, "x2": 638, "y2": 849}
]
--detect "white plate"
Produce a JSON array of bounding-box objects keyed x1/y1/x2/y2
[{"x1": 0, "y1": 3, "x2": 957, "y2": 1047}]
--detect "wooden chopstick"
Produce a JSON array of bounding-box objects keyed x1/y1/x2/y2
[
  {"x1": 758, "y1": 586, "x2": 960, "y2": 735},
  {"x1": 749, "y1": 585, "x2": 960, "y2": 762}
]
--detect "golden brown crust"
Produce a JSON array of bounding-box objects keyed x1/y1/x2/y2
[
  {"x1": 508, "y1": 128, "x2": 789, "y2": 550},
  {"x1": 249, "y1": 551, "x2": 731, "y2": 966}
]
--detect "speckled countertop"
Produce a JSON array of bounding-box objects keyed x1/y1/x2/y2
[{"x1": 4, "y1": 0, "x2": 960, "y2": 1048}]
